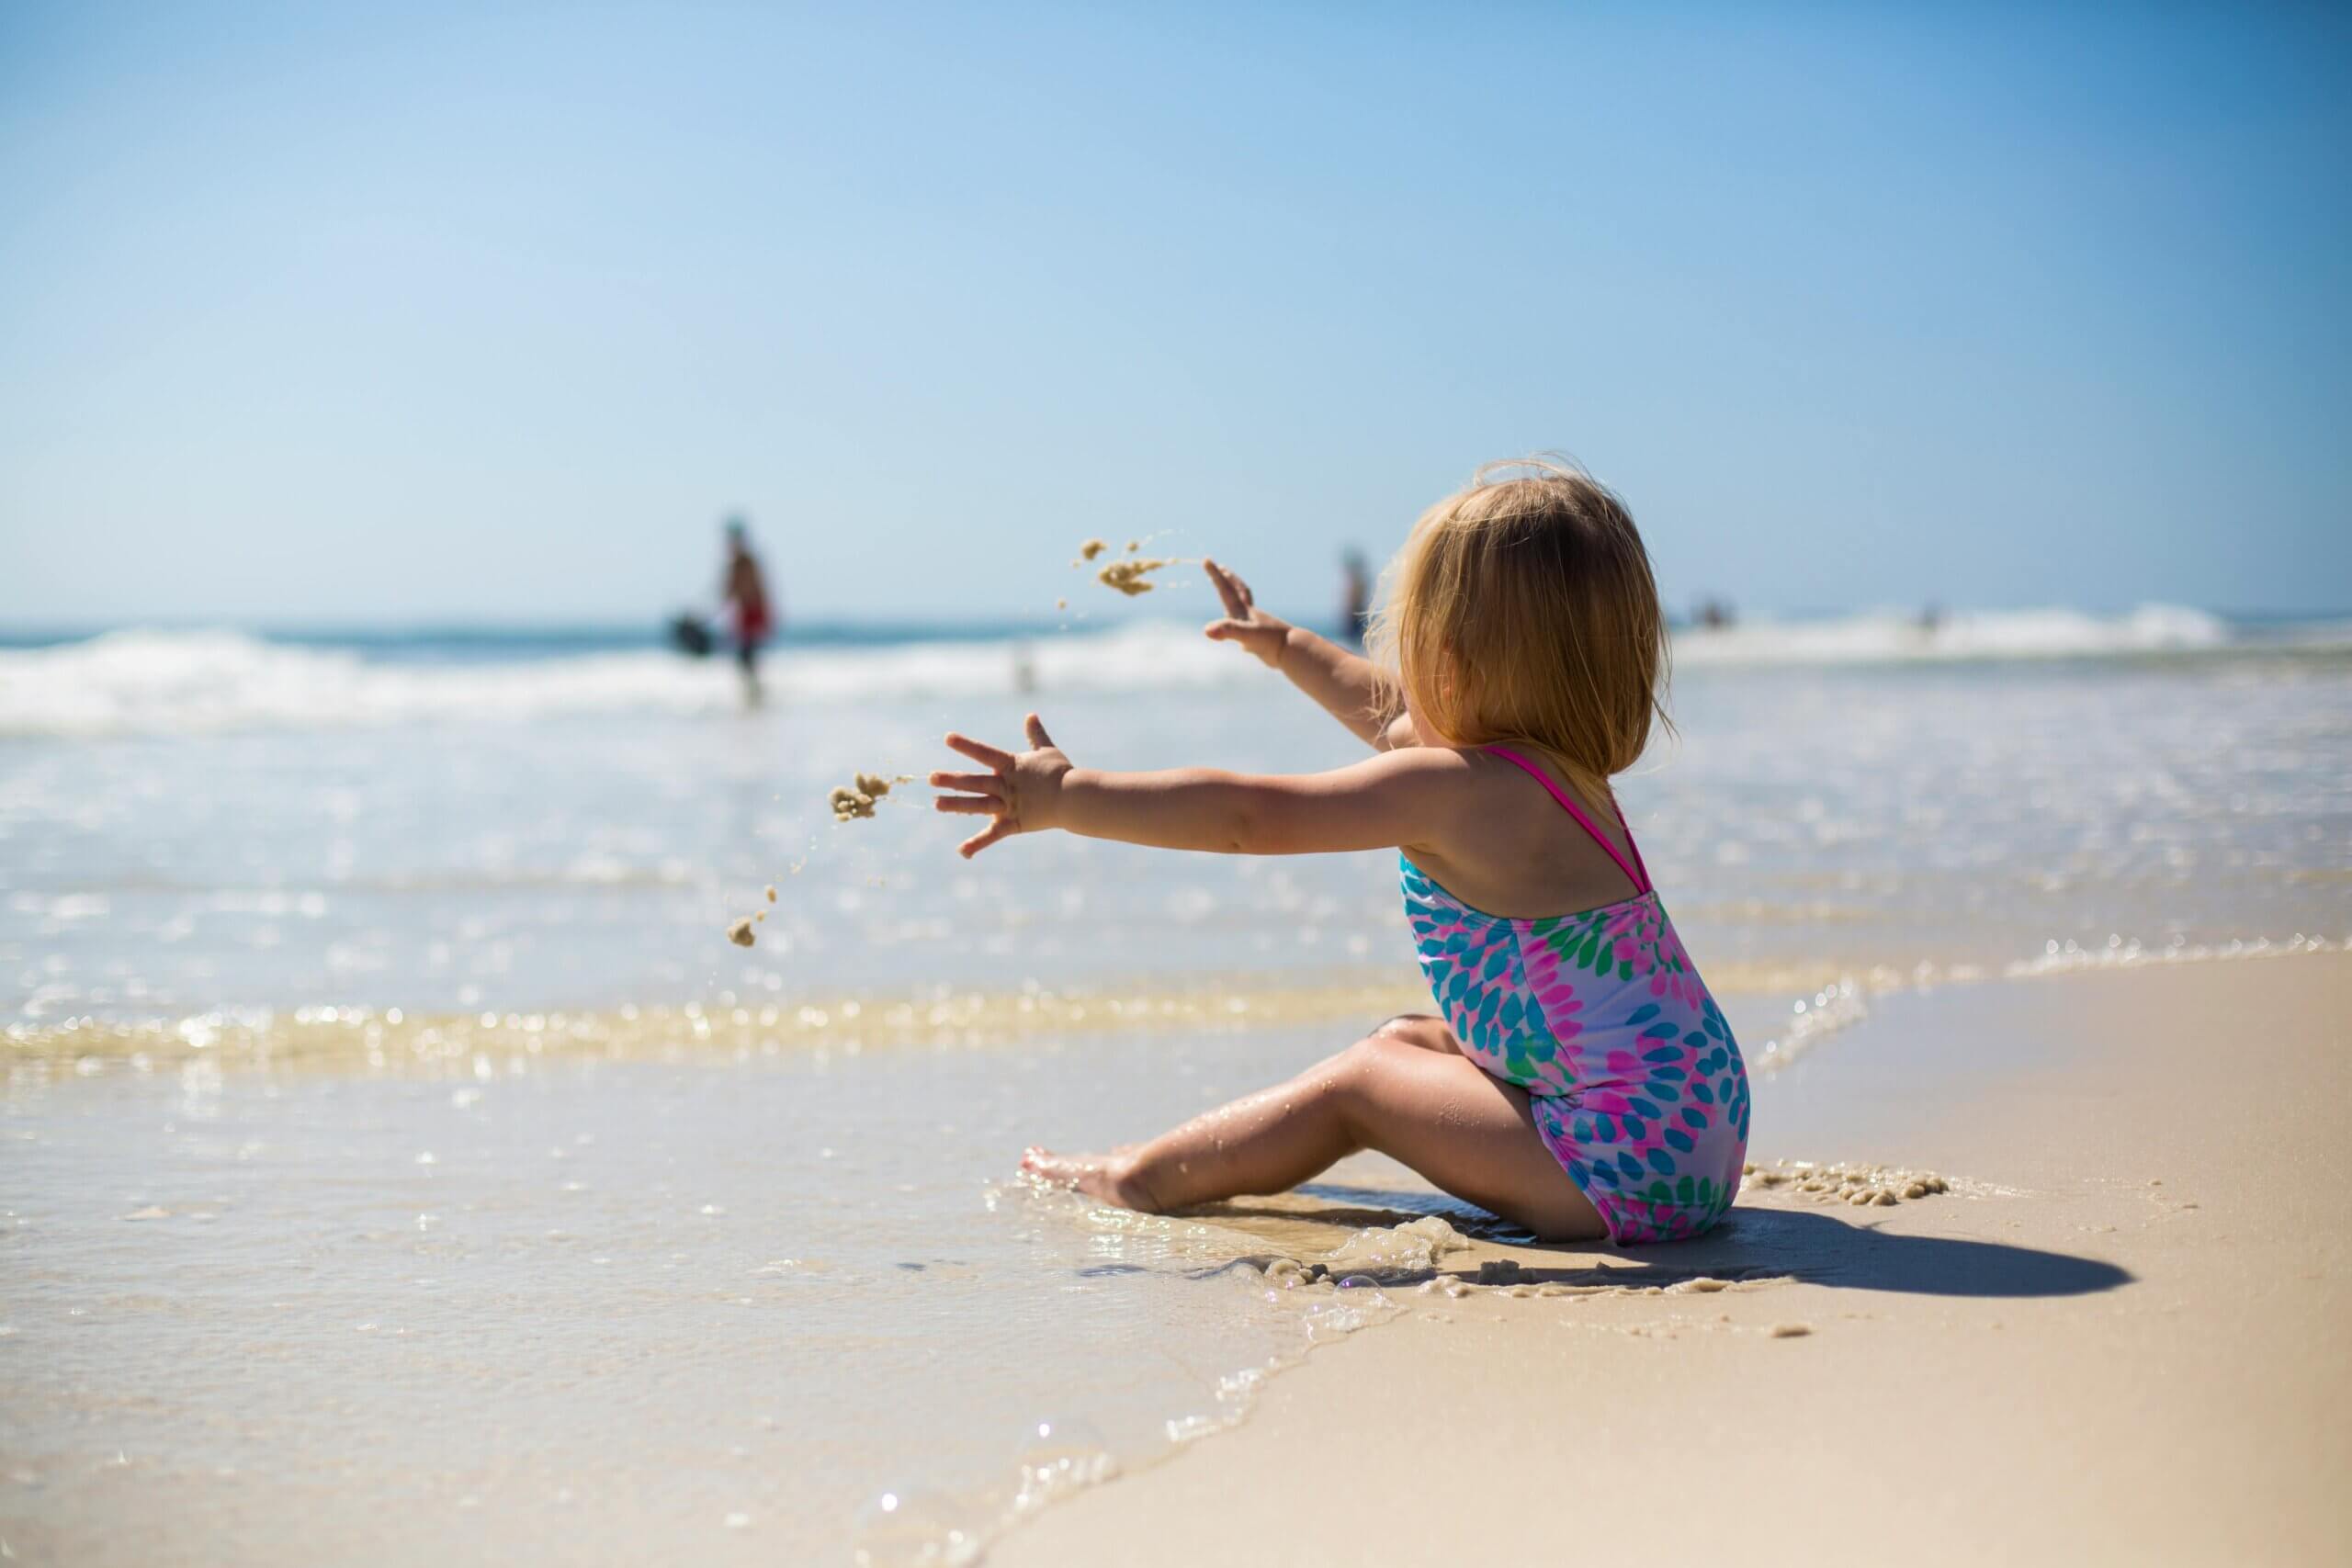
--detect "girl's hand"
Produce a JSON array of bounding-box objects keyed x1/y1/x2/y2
[
  {"x1": 931, "y1": 714, "x2": 1074, "y2": 858},
  {"x1": 1202, "y1": 559, "x2": 1293, "y2": 670}
]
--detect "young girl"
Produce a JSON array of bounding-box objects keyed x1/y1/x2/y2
[{"x1": 931, "y1": 462, "x2": 1749, "y2": 1245}]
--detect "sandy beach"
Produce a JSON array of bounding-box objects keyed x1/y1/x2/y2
[{"x1": 1001, "y1": 953, "x2": 2352, "y2": 1567}]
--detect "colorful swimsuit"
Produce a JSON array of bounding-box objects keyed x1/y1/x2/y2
[{"x1": 1402, "y1": 748, "x2": 1749, "y2": 1244}]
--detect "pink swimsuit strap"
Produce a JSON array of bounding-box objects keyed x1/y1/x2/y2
[{"x1": 1482, "y1": 746, "x2": 1652, "y2": 897}]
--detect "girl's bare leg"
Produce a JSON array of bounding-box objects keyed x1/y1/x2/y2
[{"x1": 1022, "y1": 1015, "x2": 1606, "y2": 1243}]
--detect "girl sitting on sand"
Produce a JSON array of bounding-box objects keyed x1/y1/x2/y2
[{"x1": 931, "y1": 461, "x2": 1749, "y2": 1244}]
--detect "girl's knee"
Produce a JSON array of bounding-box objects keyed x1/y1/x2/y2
[
  {"x1": 1321, "y1": 1034, "x2": 1419, "y2": 1135},
  {"x1": 1369, "y1": 1014, "x2": 1461, "y2": 1054},
  {"x1": 1309, "y1": 1038, "x2": 1374, "y2": 1100}
]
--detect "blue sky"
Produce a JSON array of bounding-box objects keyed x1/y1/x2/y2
[{"x1": 3, "y1": 2, "x2": 2346, "y2": 625}]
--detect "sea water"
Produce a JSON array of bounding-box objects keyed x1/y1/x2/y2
[{"x1": 4, "y1": 615, "x2": 2348, "y2": 1562}]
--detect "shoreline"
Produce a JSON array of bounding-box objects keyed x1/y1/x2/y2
[
  {"x1": 996, "y1": 953, "x2": 2352, "y2": 1566},
  {"x1": 9, "y1": 933, "x2": 2336, "y2": 1080}
]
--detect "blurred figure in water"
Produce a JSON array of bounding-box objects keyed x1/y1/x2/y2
[
  {"x1": 721, "y1": 516, "x2": 775, "y2": 705},
  {"x1": 1340, "y1": 547, "x2": 1372, "y2": 645}
]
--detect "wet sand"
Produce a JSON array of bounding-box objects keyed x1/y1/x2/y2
[{"x1": 1000, "y1": 954, "x2": 2352, "y2": 1566}]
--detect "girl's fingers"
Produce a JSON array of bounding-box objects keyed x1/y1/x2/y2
[
  {"x1": 944, "y1": 731, "x2": 1014, "y2": 769},
  {"x1": 1204, "y1": 618, "x2": 1241, "y2": 642},
  {"x1": 957, "y1": 818, "x2": 1020, "y2": 857},
  {"x1": 933, "y1": 794, "x2": 1002, "y2": 816},
  {"x1": 1023, "y1": 713, "x2": 1055, "y2": 750},
  {"x1": 928, "y1": 771, "x2": 1005, "y2": 798},
  {"x1": 1204, "y1": 559, "x2": 1246, "y2": 618}
]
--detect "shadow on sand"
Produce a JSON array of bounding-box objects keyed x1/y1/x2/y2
[{"x1": 1196, "y1": 1184, "x2": 2133, "y2": 1301}]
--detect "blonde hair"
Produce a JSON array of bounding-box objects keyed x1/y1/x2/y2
[{"x1": 1367, "y1": 457, "x2": 1671, "y2": 803}]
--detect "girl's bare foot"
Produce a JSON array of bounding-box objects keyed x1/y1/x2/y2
[{"x1": 1020, "y1": 1145, "x2": 1161, "y2": 1212}]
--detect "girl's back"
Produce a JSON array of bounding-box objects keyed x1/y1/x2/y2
[
  {"x1": 1402, "y1": 744, "x2": 1746, "y2": 1244},
  {"x1": 1395, "y1": 745, "x2": 1648, "y2": 919}
]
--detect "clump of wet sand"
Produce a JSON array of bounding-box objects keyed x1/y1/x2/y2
[
  {"x1": 1071, "y1": 536, "x2": 1194, "y2": 597},
  {"x1": 831, "y1": 772, "x2": 915, "y2": 823},
  {"x1": 1743, "y1": 1158, "x2": 1951, "y2": 1206},
  {"x1": 1096, "y1": 556, "x2": 1182, "y2": 596},
  {"x1": 724, "y1": 884, "x2": 786, "y2": 947}
]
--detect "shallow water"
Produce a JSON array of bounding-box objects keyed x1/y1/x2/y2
[
  {"x1": 2, "y1": 1023, "x2": 1469, "y2": 1567},
  {"x1": 4, "y1": 627, "x2": 2348, "y2": 1562},
  {"x1": 7, "y1": 642, "x2": 2347, "y2": 1029}
]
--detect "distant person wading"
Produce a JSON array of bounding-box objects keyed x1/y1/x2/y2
[{"x1": 722, "y1": 517, "x2": 775, "y2": 705}]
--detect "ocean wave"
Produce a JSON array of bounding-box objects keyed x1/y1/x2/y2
[
  {"x1": 1671, "y1": 603, "x2": 2246, "y2": 667},
  {"x1": 0, "y1": 624, "x2": 1244, "y2": 737},
  {"x1": 3, "y1": 606, "x2": 2343, "y2": 737}
]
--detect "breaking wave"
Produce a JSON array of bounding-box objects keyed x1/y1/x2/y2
[{"x1": 3, "y1": 606, "x2": 2342, "y2": 737}]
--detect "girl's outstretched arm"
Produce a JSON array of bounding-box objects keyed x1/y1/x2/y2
[
  {"x1": 1200, "y1": 561, "x2": 1419, "y2": 750},
  {"x1": 931, "y1": 714, "x2": 1465, "y2": 859}
]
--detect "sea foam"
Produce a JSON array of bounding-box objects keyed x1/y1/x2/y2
[
  {"x1": 3, "y1": 605, "x2": 2335, "y2": 738},
  {"x1": 1670, "y1": 603, "x2": 2239, "y2": 666},
  {"x1": 0, "y1": 624, "x2": 1240, "y2": 737}
]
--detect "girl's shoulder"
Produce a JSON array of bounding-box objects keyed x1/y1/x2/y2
[
  {"x1": 1355, "y1": 740, "x2": 1566, "y2": 799},
  {"x1": 1351, "y1": 739, "x2": 1488, "y2": 794},
  {"x1": 1340, "y1": 743, "x2": 1550, "y2": 838},
  {"x1": 1373, "y1": 740, "x2": 1562, "y2": 792}
]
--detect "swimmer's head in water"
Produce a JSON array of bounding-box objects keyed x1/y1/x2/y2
[{"x1": 1367, "y1": 457, "x2": 1670, "y2": 799}]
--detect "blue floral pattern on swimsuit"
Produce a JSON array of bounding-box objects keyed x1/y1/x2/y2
[{"x1": 1401, "y1": 856, "x2": 1749, "y2": 1244}]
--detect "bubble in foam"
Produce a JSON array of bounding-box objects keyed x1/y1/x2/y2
[
  {"x1": 1164, "y1": 1413, "x2": 1223, "y2": 1444},
  {"x1": 1320, "y1": 1214, "x2": 1470, "y2": 1277},
  {"x1": 852, "y1": 1485, "x2": 981, "y2": 1568},
  {"x1": 1298, "y1": 1283, "x2": 1396, "y2": 1341},
  {"x1": 1012, "y1": 1416, "x2": 1117, "y2": 1515}
]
